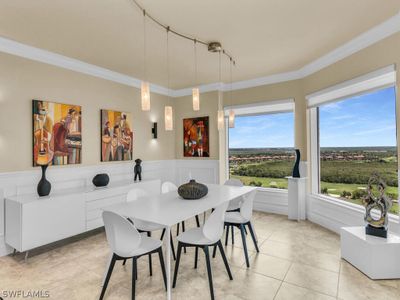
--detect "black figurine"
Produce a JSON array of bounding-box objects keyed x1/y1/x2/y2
[{"x1": 134, "y1": 158, "x2": 142, "y2": 181}]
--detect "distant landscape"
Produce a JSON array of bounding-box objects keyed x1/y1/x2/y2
[{"x1": 229, "y1": 146, "x2": 398, "y2": 214}]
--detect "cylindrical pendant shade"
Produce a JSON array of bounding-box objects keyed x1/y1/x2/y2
[
  {"x1": 192, "y1": 88, "x2": 200, "y2": 111},
  {"x1": 217, "y1": 110, "x2": 224, "y2": 130},
  {"x1": 165, "y1": 106, "x2": 173, "y2": 131},
  {"x1": 228, "y1": 109, "x2": 235, "y2": 128},
  {"x1": 141, "y1": 81, "x2": 151, "y2": 111}
]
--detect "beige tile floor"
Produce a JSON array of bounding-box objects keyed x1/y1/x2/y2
[{"x1": 1, "y1": 211, "x2": 399, "y2": 300}]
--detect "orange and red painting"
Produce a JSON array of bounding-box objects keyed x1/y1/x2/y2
[
  {"x1": 32, "y1": 100, "x2": 82, "y2": 166},
  {"x1": 183, "y1": 116, "x2": 209, "y2": 157},
  {"x1": 101, "y1": 109, "x2": 133, "y2": 162}
]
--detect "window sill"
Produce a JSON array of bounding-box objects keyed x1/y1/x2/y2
[{"x1": 250, "y1": 186, "x2": 288, "y2": 194}]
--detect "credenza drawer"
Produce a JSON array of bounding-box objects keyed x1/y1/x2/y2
[{"x1": 86, "y1": 195, "x2": 126, "y2": 212}]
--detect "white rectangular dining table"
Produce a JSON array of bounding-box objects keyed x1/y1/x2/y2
[{"x1": 104, "y1": 183, "x2": 256, "y2": 300}]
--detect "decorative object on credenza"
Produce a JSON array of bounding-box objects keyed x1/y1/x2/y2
[
  {"x1": 37, "y1": 164, "x2": 51, "y2": 197},
  {"x1": 92, "y1": 173, "x2": 110, "y2": 187},
  {"x1": 362, "y1": 173, "x2": 392, "y2": 238},
  {"x1": 183, "y1": 116, "x2": 210, "y2": 157},
  {"x1": 292, "y1": 149, "x2": 301, "y2": 178},
  {"x1": 101, "y1": 109, "x2": 133, "y2": 162},
  {"x1": 178, "y1": 179, "x2": 208, "y2": 200},
  {"x1": 151, "y1": 122, "x2": 158, "y2": 139},
  {"x1": 33, "y1": 99, "x2": 82, "y2": 166},
  {"x1": 134, "y1": 158, "x2": 142, "y2": 181}
]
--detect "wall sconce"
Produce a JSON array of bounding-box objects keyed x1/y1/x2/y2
[{"x1": 151, "y1": 122, "x2": 158, "y2": 139}]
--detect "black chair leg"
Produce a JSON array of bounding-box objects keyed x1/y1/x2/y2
[
  {"x1": 182, "y1": 222, "x2": 187, "y2": 254},
  {"x1": 195, "y1": 215, "x2": 200, "y2": 227},
  {"x1": 212, "y1": 244, "x2": 217, "y2": 258},
  {"x1": 99, "y1": 254, "x2": 116, "y2": 300},
  {"x1": 231, "y1": 226, "x2": 234, "y2": 245},
  {"x1": 217, "y1": 241, "x2": 233, "y2": 280},
  {"x1": 147, "y1": 232, "x2": 153, "y2": 276},
  {"x1": 244, "y1": 226, "x2": 248, "y2": 235},
  {"x1": 172, "y1": 242, "x2": 183, "y2": 288},
  {"x1": 248, "y1": 222, "x2": 259, "y2": 252},
  {"x1": 204, "y1": 246, "x2": 215, "y2": 300},
  {"x1": 132, "y1": 258, "x2": 137, "y2": 300},
  {"x1": 194, "y1": 246, "x2": 199, "y2": 269},
  {"x1": 158, "y1": 247, "x2": 167, "y2": 291},
  {"x1": 225, "y1": 224, "x2": 230, "y2": 246},
  {"x1": 170, "y1": 233, "x2": 177, "y2": 260},
  {"x1": 240, "y1": 224, "x2": 250, "y2": 268},
  {"x1": 176, "y1": 223, "x2": 180, "y2": 235},
  {"x1": 122, "y1": 259, "x2": 127, "y2": 266},
  {"x1": 160, "y1": 228, "x2": 165, "y2": 240}
]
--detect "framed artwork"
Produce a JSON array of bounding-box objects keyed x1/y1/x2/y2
[
  {"x1": 32, "y1": 100, "x2": 82, "y2": 166},
  {"x1": 183, "y1": 116, "x2": 209, "y2": 157},
  {"x1": 101, "y1": 109, "x2": 133, "y2": 162}
]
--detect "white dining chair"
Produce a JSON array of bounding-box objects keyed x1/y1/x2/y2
[
  {"x1": 220, "y1": 190, "x2": 258, "y2": 268},
  {"x1": 100, "y1": 211, "x2": 167, "y2": 300},
  {"x1": 223, "y1": 178, "x2": 245, "y2": 245},
  {"x1": 172, "y1": 201, "x2": 232, "y2": 300}
]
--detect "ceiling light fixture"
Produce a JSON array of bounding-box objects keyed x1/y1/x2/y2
[
  {"x1": 165, "y1": 27, "x2": 173, "y2": 131},
  {"x1": 192, "y1": 39, "x2": 200, "y2": 111},
  {"x1": 141, "y1": 10, "x2": 150, "y2": 111},
  {"x1": 217, "y1": 51, "x2": 225, "y2": 131},
  {"x1": 228, "y1": 58, "x2": 235, "y2": 128}
]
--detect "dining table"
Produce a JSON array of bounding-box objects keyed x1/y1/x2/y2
[{"x1": 104, "y1": 183, "x2": 256, "y2": 300}]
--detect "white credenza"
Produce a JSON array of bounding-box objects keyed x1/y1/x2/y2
[{"x1": 5, "y1": 179, "x2": 161, "y2": 253}]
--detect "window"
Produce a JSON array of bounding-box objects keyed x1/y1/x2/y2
[
  {"x1": 318, "y1": 86, "x2": 398, "y2": 214},
  {"x1": 228, "y1": 111, "x2": 294, "y2": 189}
]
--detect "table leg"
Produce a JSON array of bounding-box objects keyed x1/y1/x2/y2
[{"x1": 166, "y1": 226, "x2": 172, "y2": 300}]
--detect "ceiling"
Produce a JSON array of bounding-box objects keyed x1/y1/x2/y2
[{"x1": 0, "y1": 0, "x2": 399, "y2": 89}]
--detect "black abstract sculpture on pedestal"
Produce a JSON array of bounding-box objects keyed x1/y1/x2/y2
[
  {"x1": 363, "y1": 173, "x2": 392, "y2": 238},
  {"x1": 134, "y1": 158, "x2": 142, "y2": 181},
  {"x1": 37, "y1": 164, "x2": 51, "y2": 197},
  {"x1": 292, "y1": 149, "x2": 301, "y2": 178},
  {"x1": 92, "y1": 173, "x2": 110, "y2": 187}
]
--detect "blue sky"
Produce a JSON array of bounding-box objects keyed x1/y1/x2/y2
[{"x1": 229, "y1": 86, "x2": 396, "y2": 149}]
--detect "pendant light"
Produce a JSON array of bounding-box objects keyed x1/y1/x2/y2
[
  {"x1": 192, "y1": 40, "x2": 200, "y2": 111},
  {"x1": 141, "y1": 10, "x2": 150, "y2": 111},
  {"x1": 217, "y1": 51, "x2": 225, "y2": 131},
  {"x1": 164, "y1": 27, "x2": 173, "y2": 131},
  {"x1": 228, "y1": 58, "x2": 235, "y2": 128}
]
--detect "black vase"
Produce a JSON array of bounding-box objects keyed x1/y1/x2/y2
[
  {"x1": 37, "y1": 164, "x2": 51, "y2": 197},
  {"x1": 292, "y1": 149, "x2": 301, "y2": 178},
  {"x1": 92, "y1": 173, "x2": 110, "y2": 187},
  {"x1": 178, "y1": 179, "x2": 208, "y2": 200}
]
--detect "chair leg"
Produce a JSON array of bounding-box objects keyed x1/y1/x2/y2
[
  {"x1": 225, "y1": 224, "x2": 230, "y2": 246},
  {"x1": 212, "y1": 245, "x2": 217, "y2": 258},
  {"x1": 170, "y1": 233, "x2": 177, "y2": 260},
  {"x1": 147, "y1": 232, "x2": 153, "y2": 276},
  {"x1": 172, "y1": 242, "x2": 183, "y2": 288},
  {"x1": 231, "y1": 226, "x2": 234, "y2": 245},
  {"x1": 204, "y1": 246, "x2": 215, "y2": 300},
  {"x1": 244, "y1": 226, "x2": 248, "y2": 235},
  {"x1": 194, "y1": 246, "x2": 199, "y2": 269},
  {"x1": 217, "y1": 241, "x2": 233, "y2": 280},
  {"x1": 160, "y1": 228, "x2": 165, "y2": 240},
  {"x1": 176, "y1": 223, "x2": 180, "y2": 236},
  {"x1": 158, "y1": 247, "x2": 167, "y2": 291},
  {"x1": 122, "y1": 259, "x2": 127, "y2": 266},
  {"x1": 248, "y1": 222, "x2": 259, "y2": 252},
  {"x1": 99, "y1": 254, "x2": 116, "y2": 300},
  {"x1": 132, "y1": 258, "x2": 137, "y2": 300},
  {"x1": 239, "y1": 224, "x2": 250, "y2": 268},
  {"x1": 182, "y1": 222, "x2": 187, "y2": 254},
  {"x1": 195, "y1": 215, "x2": 200, "y2": 227}
]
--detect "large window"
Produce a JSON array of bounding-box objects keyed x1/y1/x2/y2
[
  {"x1": 228, "y1": 112, "x2": 294, "y2": 189},
  {"x1": 318, "y1": 86, "x2": 398, "y2": 214}
]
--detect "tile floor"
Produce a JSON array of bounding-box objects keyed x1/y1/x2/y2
[{"x1": 1, "y1": 212, "x2": 399, "y2": 300}]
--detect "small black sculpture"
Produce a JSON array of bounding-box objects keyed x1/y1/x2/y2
[
  {"x1": 37, "y1": 164, "x2": 51, "y2": 197},
  {"x1": 292, "y1": 149, "x2": 301, "y2": 178},
  {"x1": 178, "y1": 180, "x2": 208, "y2": 200},
  {"x1": 134, "y1": 158, "x2": 142, "y2": 181},
  {"x1": 92, "y1": 173, "x2": 110, "y2": 187}
]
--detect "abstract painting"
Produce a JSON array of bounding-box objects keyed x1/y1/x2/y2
[
  {"x1": 101, "y1": 109, "x2": 133, "y2": 161},
  {"x1": 183, "y1": 116, "x2": 209, "y2": 157},
  {"x1": 32, "y1": 100, "x2": 82, "y2": 166}
]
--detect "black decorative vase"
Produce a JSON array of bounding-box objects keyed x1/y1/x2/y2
[
  {"x1": 292, "y1": 149, "x2": 301, "y2": 178},
  {"x1": 92, "y1": 173, "x2": 110, "y2": 187},
  {"x1": 178, "y1": 180, "x2": 208, "y2": 200},
  {"x1": 37, "y1": 164, "x2": 51, "y2": 197}
]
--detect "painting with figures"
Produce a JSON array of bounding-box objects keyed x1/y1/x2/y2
[
  {"x1": 32, "y1": 100, "x2": 82, "y2": 166},
  {"x1": 183, "y1": 116, "x2": 209, "y2": 157},
  {"x1": 101, "y1": 109, "x2": 133, "y2": 161}
]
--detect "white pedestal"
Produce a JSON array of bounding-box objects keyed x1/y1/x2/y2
[
  {"x1": 341, "y1": 226, "x2": 400, "y2": 279},
  {"x1": 287, "y1": 177, "x2": 307, "y2": 221}
]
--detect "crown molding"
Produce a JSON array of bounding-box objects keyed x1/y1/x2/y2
[{"x1": 0, "y1": 11, "x2": 399, "y2": 98}]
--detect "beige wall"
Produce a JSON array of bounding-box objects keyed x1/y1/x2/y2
[
  {"x1": 0, "y1": 52, "x2": 175, "y2": 172},
  {"x1": 174, "y1": 91, "x2": 219, "y2": 159}
]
